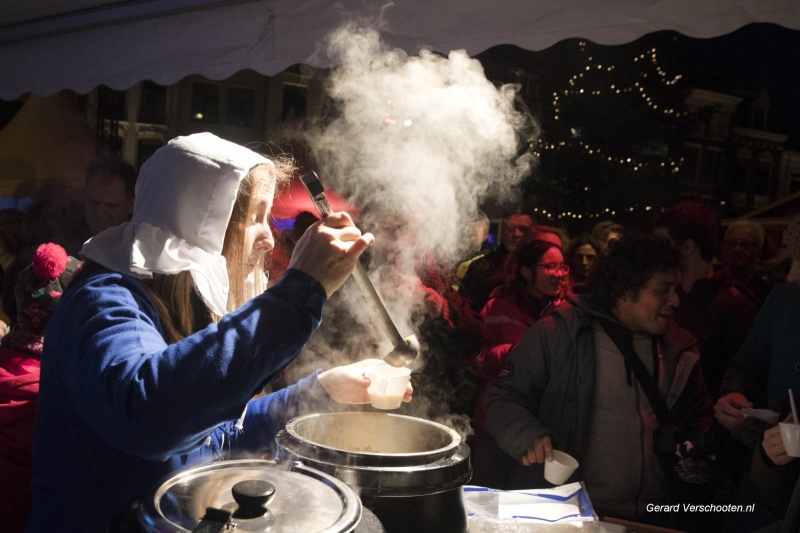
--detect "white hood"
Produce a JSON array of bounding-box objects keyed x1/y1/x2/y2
[{"x1": 81, "y1": 132, "x2": 272, "y2": 317}]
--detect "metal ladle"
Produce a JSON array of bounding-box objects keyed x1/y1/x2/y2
[{"x1": 299, "y1": 171, "x2": 420, "y2": 368}]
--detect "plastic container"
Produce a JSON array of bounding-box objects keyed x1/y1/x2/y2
[
  {"x1": 463, "y1": 483, "x2": 599, "y2": 532},
  {"x1": 365, "y1": 364, "x2": 411, "y2": 410}
]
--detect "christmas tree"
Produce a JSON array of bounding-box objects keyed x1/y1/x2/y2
[{"x1": 528, "y1": 35, "x2": 699, "y2": 233}]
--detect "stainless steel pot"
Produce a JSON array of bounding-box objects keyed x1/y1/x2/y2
[
  {"x1": 138, "y1": 459, "x2": 362, "y2": 533},
  {"x1": 275, "y1": 412, "x2": 472, "y2": 533}
]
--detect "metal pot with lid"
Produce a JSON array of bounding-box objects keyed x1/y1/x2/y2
[
  {"x1": 138, "y1": 459, "x2": 362, "y2": 533},
  {"x1": 275, "y1": 412, "x2": 472, "y2": 533}
]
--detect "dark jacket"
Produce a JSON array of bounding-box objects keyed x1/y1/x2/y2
[
  {"x1": 674, "y1": 267, "x2": 758, "y2": 398},
  {"x1": 459, "y1": 247, "x2": 511, "y2": 312},
  {"x1": 484, "y1": 297, "x2": 714, "y2": 487},
  {"x1": 721, "y1": 283, "x2": 800, "y2": 414}
]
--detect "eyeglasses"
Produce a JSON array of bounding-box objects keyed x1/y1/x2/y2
[{"x1": 535, "y1": 263, "x2": 570, "y2": 275}]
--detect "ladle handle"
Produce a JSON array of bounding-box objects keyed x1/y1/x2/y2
[
  {"x1": 352, "y1": 263, "x2": 405, "y2": 346},
  {"x1": 300, "y1": 171, "x2": 406, "y2": 348}
]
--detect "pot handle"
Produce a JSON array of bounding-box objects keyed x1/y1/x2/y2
[{"x1": 191, "y1": 507, "x2": 231, "y2": 533}]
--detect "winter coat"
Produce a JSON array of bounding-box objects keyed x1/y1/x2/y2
[
  {"x1": 471, "y1": 288, "x2": 559, "y2": 429},
  {"x1": 27, "y1": 267, "x2": 329, "y2": 532},
  {"x1": 484, "y1": 296, "x2": 714, "y2": 488},
  {"x1": 721, "y1": 283, "x2": 800, "y2": 414},
  {"x1": 0, "y1": 347, "x2": 40, "y2": 532}
]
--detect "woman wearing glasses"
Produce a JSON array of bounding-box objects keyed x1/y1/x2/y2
[{"x1": 468, "y1": 239, "x2": 568, "y2": 488}]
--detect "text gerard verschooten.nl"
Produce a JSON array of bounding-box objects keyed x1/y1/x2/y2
[{"x1": 647, "y1": 503, "x2": 755, "y2": 513}]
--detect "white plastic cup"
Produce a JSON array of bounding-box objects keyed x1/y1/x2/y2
[
  {"x1": 780, "y1": 422, "x2": 800, "y2": 457},
  {"x1": 365, "y1": 364, "x2": 411, "y2": 410},
  {"x1": 544, "y1": 450, "x2": 579, "y2": 485}
]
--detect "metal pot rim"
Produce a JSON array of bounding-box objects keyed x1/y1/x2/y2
[{"x1": 284, "y1": 412, "x2": 462, "y2": 459}]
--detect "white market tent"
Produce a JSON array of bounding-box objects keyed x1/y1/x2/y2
[{"x1": 1, "y1": 0, "x2": 800, "y2": 100}]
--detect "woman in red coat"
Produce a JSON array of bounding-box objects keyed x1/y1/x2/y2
[
  {"x1": 469, "y1": 238, "x2": 567, "y2": 488},
  {"x1": 0, "y1": 243, "x2": 80, "y2": 532}
]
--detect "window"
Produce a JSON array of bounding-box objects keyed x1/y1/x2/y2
[
  {"x1": 701, "y1": 148, "x2": 724, "y2": 185},
  {"x1": 226, "y1": 87, "x2": 254, "y2": 128},
  {"x1": 98, "y1": 85, "x2": 126, "y2": 121},
  {"x1": 282, "y1": 83, "x2": 307, "y2": 122},
  {"x1": 190, "y1": 82, "x2": 219, "y2": 123},
  {"x1": 681, "y1": 145, "x2": 699, "y2": 181},
  {"x1": 138, "y1": 139, "x2": 164, "y2": 169},
  {"x1": 139, "y1": 81, "x2": 166, "y2": 124},
  {"x1": 790, "y1": 173, "x2": 800, "y2": 194},
  {"x1": 731, "y1": 149, "x2": 751, "y2": 192},
  {"x1": 755, "y1": 154, "x2": 772, "y2": 195}
]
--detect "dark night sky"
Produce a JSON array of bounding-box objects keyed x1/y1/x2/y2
[
  {"x1": 477, "y1": 23, "x2": 800, "y2": 150},
  {"x1": 674, "y1": 23, "x2": 800, "y2": 148},
  {"x1": 1, "y1": 23, "x2": 796, "y2": 149}
]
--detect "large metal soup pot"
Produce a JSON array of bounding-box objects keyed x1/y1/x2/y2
[
  {"x1": 138, "y1": 459, "x2": 362, "y2": 532},
  {"x1": 275, "y1": 412, "x2": 472, "y2": 533}
]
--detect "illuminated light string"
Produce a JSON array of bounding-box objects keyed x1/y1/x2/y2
[
  {"x1": 552, "y1": 43, "x2": 686, "y2": 120},
  {"x1": 533, "y1": 141, "x2": 685, "y2": 174},
  {"x1": 532, "y1": 42, "x2": 688, "y2": 221},
  {"x1": 532, "y1": 204, "x2": 665, "y2": 221},
  {"x1": 539, "y1": 41, "x2": 686, "y2": 185}
]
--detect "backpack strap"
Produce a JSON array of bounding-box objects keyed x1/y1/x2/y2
[{"x1": 596, "y1": 317, "x2": 672, "y2": 425}]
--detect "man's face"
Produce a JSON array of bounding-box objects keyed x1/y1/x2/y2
[
  {"x1": 469, "y1": 221, "x2": 489, "y2": 248},
  {"x1": 570, "y1": 244, "x2": 597, "y2": 281},
  {"x1": 501, "y1": 214, "x2": 533, "y2": 252},
  {"x1": 84, "y1": 178, "x2": 134, "y2": 236},
  {"x1": 720, "y1": 225, "x2": 761, "y2": 271},
  {"x1": 613, "y1": 268, "x2": 680, "y2": 335}
]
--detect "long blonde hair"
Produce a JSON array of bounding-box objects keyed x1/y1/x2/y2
[{"x1": 145, "y1": 156, "x2": 294, "y2": 343}]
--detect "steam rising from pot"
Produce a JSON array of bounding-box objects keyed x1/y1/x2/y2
[
  {"x1": 287, "y1": 17, "x2": 538, "y2": 439},
  {"x1": 306, "y1": 21, "x2": 537, "y2": 261}
]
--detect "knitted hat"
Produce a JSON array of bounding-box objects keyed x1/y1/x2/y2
[
  {"x1": 786, "y1": 213, "x2": 800, "y2": 261},
  {"x1": 1, "y1": 243, "x2": 81, "y2": 355}
]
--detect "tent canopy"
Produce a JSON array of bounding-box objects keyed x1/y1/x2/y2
[{"x1": 1, "y1": 0, "x2": 799, "y2": 100}]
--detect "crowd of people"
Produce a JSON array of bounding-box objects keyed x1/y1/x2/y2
[
  {"x1": 471, "y1": 206, "x2": 797, "y2": 532},
  {"x1": 0, "y1": 133, "x2": 797, "y2": 532}
]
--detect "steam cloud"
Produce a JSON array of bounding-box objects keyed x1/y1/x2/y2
[
  {"x1": 306, "y1": 21, "x2": 537, "y2": 261},
  {"x1": 287, "y1": 17, "x2": 538, "y2": 439}
]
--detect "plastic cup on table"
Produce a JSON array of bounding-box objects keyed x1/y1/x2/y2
[
  {"x1": 365, "y1": 364, "x2": 411, "y2": 410},
  {"x1": 544, "y1": 450, "x2": 579, "y2": 485}
]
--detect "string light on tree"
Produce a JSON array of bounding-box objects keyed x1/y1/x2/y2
[
  {"x1": 533, "y1": 204, "x2": 661, "y2": 221},
  {"x1": 531, "y1": 35, "x2": 696, "y2": 232}
]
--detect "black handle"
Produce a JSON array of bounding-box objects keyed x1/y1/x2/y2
[
  {"x1": 232, "y1": 479, "x2": 275, "y2": 510},
  {"x1": 191, "y1": 507, "x2": 231, "y2": 533}
]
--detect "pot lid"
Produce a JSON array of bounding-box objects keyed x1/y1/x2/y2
[{"x1": 138, "y1": 459, "x2": 361, "y2": 533}]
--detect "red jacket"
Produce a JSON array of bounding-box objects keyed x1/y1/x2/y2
[
  {"x1": 0, "y1": 347, "x2": 40, "y2": 532},
  {"x1": 471, "y1": 286, "x2": 559, "y2": 429}
]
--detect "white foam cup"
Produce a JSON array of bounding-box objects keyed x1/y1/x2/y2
[
  {"x1": 365, "y1": 364, "x2": 411, "y2": 410},
  {"x1": 780, "y1": 422, "x2": 800, "y2": 457},
  {"x1": 544, "y1": 450, "x2": 579, "y2": 485}
]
